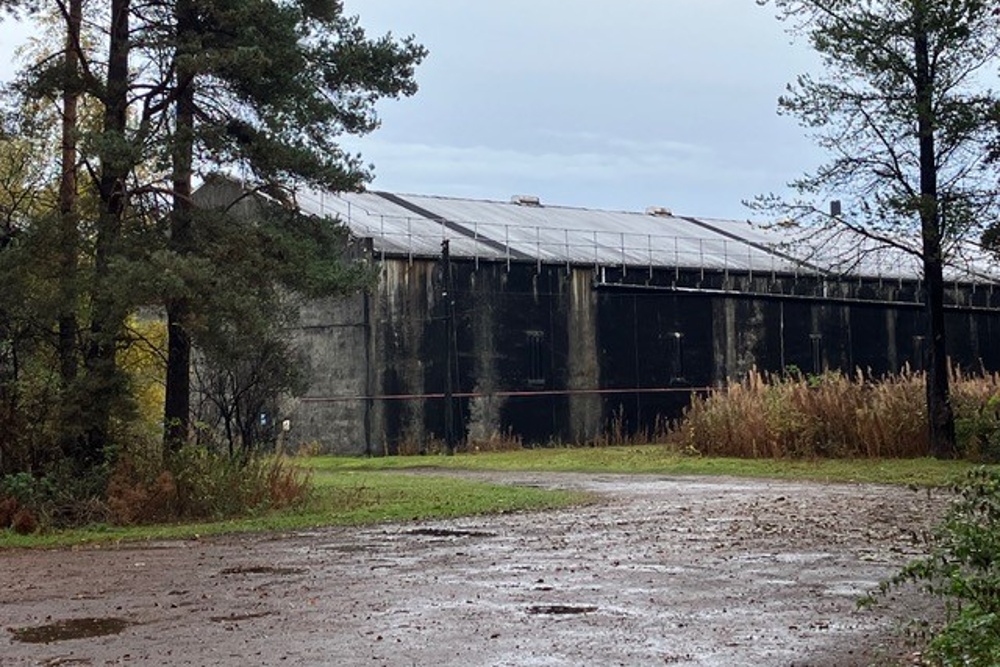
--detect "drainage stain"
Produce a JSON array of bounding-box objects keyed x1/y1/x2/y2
[
  {"x1": 9, "y1": 617, "x2": 132, "y2": 644},
  {"x1": 526, "y1": 605, "x2": 598, "y2": 615},
  {"x1": 406, "y1": 528, "x2": 497, "y2": 538},
  {"x1": 219, "y1": 566, "x2": 305, "y2": 576}
]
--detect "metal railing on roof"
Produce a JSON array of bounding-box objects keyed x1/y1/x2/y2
[
  {"x1": 346, "y1": 214, "x2": 946, "y2": 281},
  {"x1": 303, "y1": 191, "x2": 994, "y2": 285}
]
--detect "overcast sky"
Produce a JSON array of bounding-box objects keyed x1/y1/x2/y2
[{"x1": 0, "y1": 2, "x2": 825, "y2": 220}]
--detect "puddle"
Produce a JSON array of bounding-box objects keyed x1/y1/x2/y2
[
  {"x1": 406, "y1": 528, "x2": 497, "y2": 538},
  {"x1": 219, "y1": 566, "x2": 306, "y2": 576},
  {"x1": 527, "y1": 605, "x2": 598, "y2": 615},
  {"x1": 9, "y1": 617, "x2": 132, "y2": 644}
]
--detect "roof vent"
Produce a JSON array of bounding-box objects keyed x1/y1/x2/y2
[
  {"x1": 511, "y1": 194, "x2": 541, "y2": 207},
  {"x1": 645, "y1": 206, "x2": 673, "y2": 217}
]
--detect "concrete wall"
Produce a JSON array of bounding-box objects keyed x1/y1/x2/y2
[
  {"x1": 283, "y1": 295, "x2": 369, "y2": 453},
  {"x1": 283, "y1": 257, "x2": 1000, "y2": 454}
]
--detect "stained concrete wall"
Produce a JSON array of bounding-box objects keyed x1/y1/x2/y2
[
  {"x1": 566, "y1": 269, "x2": 601, "y2": 442},
  {"x1": 283, "y1": 295, "x2": 369, "y2": 453},
  {"x1": 283, "y1": 257, "x2": 1000, "y2": 454}
]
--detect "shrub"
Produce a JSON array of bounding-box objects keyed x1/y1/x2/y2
[
  {"x1": 11, "y1": 507, "x2": 38, "y2": 535},
  {"x1": 0, "y1": 465, "x2": 110, "y2": 530},
  {"x1": 0, "y1": 495, "x2": 17, "y2": 525},
  {"x1": 106, "y1": 443, "x2": 312, "y2": 524},
  {"x1": 871, "y1": 467, "x2": 1000, "y2": 666}
]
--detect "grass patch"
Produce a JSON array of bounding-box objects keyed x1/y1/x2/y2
[
  {"x1": 304, "y1": 445, "x2": 977, "y2": 487},
  {"x1": 3, "y1": 445, "x2": 981, "y2": 549},
  {"x1": 0, "y1": 469, "x2": 587, "y2": 550}
]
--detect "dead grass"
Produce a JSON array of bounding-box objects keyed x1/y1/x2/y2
[
  {"x1": 666, "y1": 367, "x2": 1000, "y2": 460},
  {"x1": 105, "y1": 447, "x2": 312, "y2": 525}
]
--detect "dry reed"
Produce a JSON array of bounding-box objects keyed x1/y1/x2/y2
[{"x1": 666, "y1": 367, "x2": 1000, "y2": 460}]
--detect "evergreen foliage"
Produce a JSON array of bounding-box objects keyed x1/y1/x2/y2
[{"x1": 0, "y1": 0, "x2": 424, "y2": 520}]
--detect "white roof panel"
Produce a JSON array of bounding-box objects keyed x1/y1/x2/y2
[{"x1": 289, "y1": 187, "x2": 998, "y2": 282}]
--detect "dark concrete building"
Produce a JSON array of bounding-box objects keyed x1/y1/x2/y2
[{"x1": 199, "y1": 180, "x2": 1000, "y2": 455}]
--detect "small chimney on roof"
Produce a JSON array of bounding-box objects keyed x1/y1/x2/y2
[
  {"x1": 645, "y1": 206, "x2": 673, "y2": 217},
  {"x1": 511, "y1": 194, "x2": 541, "y2": 207},
  {"x1": 830, "y1": 200, "x2": 842, "y2": 218}
]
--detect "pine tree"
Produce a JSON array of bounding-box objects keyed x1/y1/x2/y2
[
  {"x1": 758, "y1": 0, "x2": 1000, "y2": 458},
  {"x1": 160, "y1": 0, "x2": 425, "y2": 450}
]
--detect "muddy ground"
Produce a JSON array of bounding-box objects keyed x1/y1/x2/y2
[{"x1": 2, "y1": 472, "x2": 949, "y2": 666}]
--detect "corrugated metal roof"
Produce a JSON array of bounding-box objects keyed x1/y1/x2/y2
[{"x1": 290, "y1": 186, "x2": 998, "y2": 283}]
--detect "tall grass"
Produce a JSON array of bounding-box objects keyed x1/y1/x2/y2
[
  {"x1": 667, "y1": 367, "x2": 1000, "y2": 460},
  {"x1": 105, "y1": 444, "x2": 312, "y2": 525}
]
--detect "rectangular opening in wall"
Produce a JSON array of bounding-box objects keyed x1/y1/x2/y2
[{"x1": 526, "y1": 330, "x2": 545, "y2": 387}]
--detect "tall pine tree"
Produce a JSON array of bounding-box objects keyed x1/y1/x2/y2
[
  {"x1": 758, "y1": 0, "x2": 1000, "y2": 458},
  {"x1": 160, "y1": 0, "x2": 425, "y2": 450}
]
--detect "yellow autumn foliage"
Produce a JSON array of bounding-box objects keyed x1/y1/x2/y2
[{"x1": 118, "y1": 316, "x2": 167, "y2": 435}]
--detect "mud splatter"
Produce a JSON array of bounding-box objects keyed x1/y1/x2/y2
[
  {"x1": 406, "y1": 528, "x2": 497, "y2": 538},
  {"x1": 9, "y1": 617, "x2": 131, "y2": 644},
  {"x1": 526, "y1": 605, "x2": 598, "y2": 615},
  {"x1": 219, "y1": 566, "x2": 305, "y2": 576},
  {"x1": 209, "y1": 612, "x2": 274, "y2": 623}
]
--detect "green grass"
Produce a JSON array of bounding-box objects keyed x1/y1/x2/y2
[
  {"x1": 0, "y1": 469, "x2": 588, "y2": 549},
  {"x1": 2, "y1": 445, "x2": 981, "y2": 549},
  {"x1": 305, "y1": 445, "x2": 978, "y2": 487}
]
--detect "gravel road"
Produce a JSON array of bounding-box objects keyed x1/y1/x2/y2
[{"x1": 1, "y1": 472, "x2": 947, "y2": 666}]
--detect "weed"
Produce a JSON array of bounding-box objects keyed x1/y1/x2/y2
[
  {"x1": 870, "y1": 467, "x2": 1000, "y2": 666},
  {"x1": 11, "y1": 507, "x2": 38, "y2": 535},
  {"x1": 666, "y1": 368, "x2": 1000, "y2": 459},
  {"x1": 467, "y1": 429, "x2": 523, "y2": 453},
  {"x1": 105, "y1": 443, "x2": 311, "y2": 525}
]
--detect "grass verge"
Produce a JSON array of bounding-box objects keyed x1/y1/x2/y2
[
  {"x1": 2, "y1": 445, "x2": 981, "y2": 549},
  {"x1": 304, "y1": 445, "x2": 978, "y2": 487},
  {"x1": 0, "y1": 469, "x2": 588, "y2": 549}
]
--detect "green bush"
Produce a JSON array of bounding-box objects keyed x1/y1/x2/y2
[
  {"x1": 873, "y1": 467, "x2": 1000, "y2": 665},
  {"x1": 0, "y1": 463, "x2": 110, "y2": 529},
  {"x1": 954, "y1": 394, "x2": 1000, "y2": 462}
]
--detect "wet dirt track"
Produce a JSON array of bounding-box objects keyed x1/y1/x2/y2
[{"x1": 1, "y1": 473, "x2": 946, "y2": 666}]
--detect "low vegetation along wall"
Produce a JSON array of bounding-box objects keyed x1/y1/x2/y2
[{"x1": 666, "y1": 368, "x2": 1000, "y2": 460}]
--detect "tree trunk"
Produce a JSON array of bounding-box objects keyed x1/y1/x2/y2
[
  {"x1": 914, "y1": 8, "x2": 957, "y2": 459},
  {"x1": 164, "y1": 0, "x2": 197, "y2": 452},
  {"x1": 58, "y1": 0, "x2": 82, "y2": 460},
  {"x1": 83, "y1": 0, "x2": 131, "y2": 462}
]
